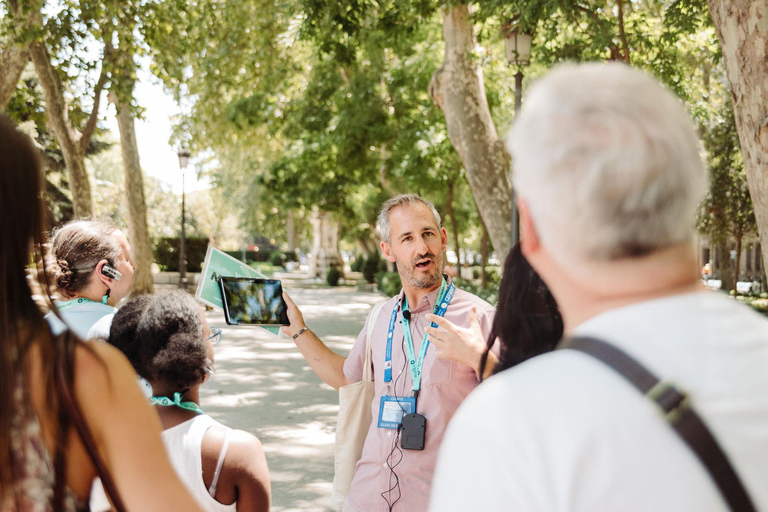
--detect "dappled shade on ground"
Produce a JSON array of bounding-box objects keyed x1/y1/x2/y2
[{"x1": 201, "y1": 287, "x2": 383, "y2": 512}]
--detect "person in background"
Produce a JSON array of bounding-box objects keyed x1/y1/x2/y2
[
  {"x1": 426, "y1": 243, "x2": 563, "y2": 380},
  {"x1": 45, "y1": 219, "x2": 136, "y2": 340},
  {"x1": 430, "y1": 63, "x2": 768, "y2": 512},
  {"x1": 283, "y1": 194, "x2": 497, "y2": 512},
  {"x1": 116, "y1": 290, "x2": 271, "y2": 512},
  {"x1": 0, "y1": 114, "x2": 203, "y2": 511}
]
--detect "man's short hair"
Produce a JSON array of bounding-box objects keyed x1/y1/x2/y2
[
  {"x1": 507, "y1": 63, "x2": 706, "y2": 263},
  {"x1": 378, "y1": 194, "x2": 442, "y2": 243}
]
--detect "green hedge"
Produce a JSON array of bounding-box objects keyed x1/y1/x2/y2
[
  {"x1": 376, "y1": 271, "x2": 401, "y2": 297},
  {"x1": 734, "y1": 295, "x2": 768, "y2": 315},
  {"x1": 223, "y1": 250, "x2": 274, "y2": 263},
  {"x1": 154, "y1": 237, "x2": 208, "y2": 272},
  {"x1": 452, "y1": 278, "x2": 499, "y2": 306},
  {"x1": 350, "y1": 254, "x2": 365, "y2": 272},
  {"x1": 327, "y1": 267, "x2": 342, "y2": 286},
  {"x1": 363, "y1": 254, "x2": 389, "y2": 284},
  {"x1": 270, "y1": 251, "x2": 287, "y2": 267},
  {"x1": 374, "y1": 273, "x2": 500, "y2": 306}
]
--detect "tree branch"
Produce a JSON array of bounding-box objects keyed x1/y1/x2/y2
[
  {"x1": 0, "y1": 44, "x2": 29, "y2": 112},
  {"x1": 574, "y1": 3, "x2": 625, "y2": 61},
  {"x1": 0, "y1": 0, "x2": 44, "y2": 111},
  {"x1": 80, "y1": 65, "x2": 108, "y2": 152},
  {"x1": 617, "y1": 0, "x2": 631, "y2": 64},
  {"x1": 30, "y1": 42, "x2": 74, "y2": 147}
]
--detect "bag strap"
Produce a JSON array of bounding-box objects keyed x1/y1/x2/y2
[
  {"x1": 559, "y1": 337, "x2": 755, "y2": 512},
  {"x1": 362, "y1": 301, "x2": 387, "y2": 382},
  {"x1": 55, "y1": 354, "x2": 128, "y2": 512}
]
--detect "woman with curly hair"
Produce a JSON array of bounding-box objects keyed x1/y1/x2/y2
[
  {"x1": 45, "y1": 219, "x2": 136, "y2": 340},
  {"x1": 0, "y1": 114, "x2": 203, "y2": 511},
  {"x1": 118, "y1": 290, "x2": 271, "y2": 512}
]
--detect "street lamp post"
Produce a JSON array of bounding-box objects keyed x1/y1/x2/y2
[
  {"x1": 177, "y1": 148, "x2": 190, "y2": 290},
  {"x1": 504, "y1": 25, "x2": 533, "y2": 246}
]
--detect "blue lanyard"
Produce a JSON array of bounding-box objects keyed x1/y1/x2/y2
[
  {"x1": 384, "y1": 278, "x2": 456, "y2": 393},
  {"x1": 55, "y1": 297, "x2": 101, "y2": 311}
]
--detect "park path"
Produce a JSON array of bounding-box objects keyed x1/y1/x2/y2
[{"x1": 200, "y1": 286, "x2": 383, "y2": 512}]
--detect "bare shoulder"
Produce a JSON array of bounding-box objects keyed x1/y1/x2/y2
[
  {"x1": 225, "y1": 429, "x2": 270, "y2": 509},
  {"x1": 202, "y1": 426, "x2": 267, "y2": 469},
  {"x1": 73, "y1": 341, "x2": 138, "y2": 397},
  {"x1": 202, "y1": 425, "x2": 270, "y2": 509},
  {"x1": 75, "y1": 340, "x2": 133, "y2": 376},
  {"x1": 226, "y1": 429, "x2": 268, "y2": 468}
]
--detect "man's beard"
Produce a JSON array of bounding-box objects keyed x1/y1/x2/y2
[{"x1": 400, "y1": 251, "x2": 443, "y2": 290}]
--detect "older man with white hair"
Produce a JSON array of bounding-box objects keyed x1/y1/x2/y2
[{"x1": 429, "y1": 63, "x2": 768, "y2": 512}]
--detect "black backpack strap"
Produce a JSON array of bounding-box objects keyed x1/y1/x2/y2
[{"x1": 559, "y1": 336, "x2": 756, "y2": 512}]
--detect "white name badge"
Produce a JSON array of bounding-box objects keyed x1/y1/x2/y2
[{"x1": 377, "y1": 396, "x2": 416, "y2": 429}]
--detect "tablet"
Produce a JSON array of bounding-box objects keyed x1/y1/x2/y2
[{"x1": 218, "y1": 277, "x2": 290, "y2": 326}]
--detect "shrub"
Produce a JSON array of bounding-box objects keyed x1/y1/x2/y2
[
  {"x1": 750, "y1": 299, "x2": 768, "y2": 314},
  {"x1": 363, "y1": 254, "x2": 382, "y2": 284},
  {"x1": 270, "y1": 251, "x2": 286, "y2": 267},
  {"x1": 350, "y1": 254, "x2": 365, "y2": 272},
  {"x1": 327, "y1": 266, "x2": 342, "y2": 286},
  {"x1": 376, "y1": 271, "x2": 401, "y2": 297},
  {"x1": 153, "y1": 237, "x2": 209, "y2": 272},
  {"x1": 247, "y1": 262, "x2": 280, "y2": 277},
  {"x1": 485, "y1": 266, "x2": 502, "y2": 287},
  {"x1": 224, "y1": 250, "x2": 260, "y2": 262},
  {"x1": 453, "y1": 278, "x2": 499, "y2": 307}
]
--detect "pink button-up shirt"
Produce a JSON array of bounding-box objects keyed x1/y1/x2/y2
[{"x1": 342, "y1": 283, "x2": 495, "y2": 512}]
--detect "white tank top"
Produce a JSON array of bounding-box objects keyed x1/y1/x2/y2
[{"x1": 162, "y1": 415, "x2": 237, "y2": 512}]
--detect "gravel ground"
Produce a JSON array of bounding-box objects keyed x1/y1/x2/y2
[{"x1": 201, "y1": 286, "x2": 383, "y2": 512}]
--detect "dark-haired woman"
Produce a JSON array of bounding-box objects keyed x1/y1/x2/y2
[
  {"x1": 0, "y1": 115, "x2": 203, "y2": 511},
  {"x1": 426, "y1": 244, "x2": 563, "y2": 377},
  {"x1": 45, "y1": 219, "x2": 136, "y2": 340},
  {"x1": 126, "y1": 290, "x2": 271, "y2": 512}
]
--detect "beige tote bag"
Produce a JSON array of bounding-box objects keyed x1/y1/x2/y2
[{"x1": 331, "y1": 300, "x2": 386, "y2": 510}]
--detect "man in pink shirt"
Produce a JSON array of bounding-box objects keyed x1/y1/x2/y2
[{"x1": 283, "y1": 194, "x2": 496, "y2": 512}]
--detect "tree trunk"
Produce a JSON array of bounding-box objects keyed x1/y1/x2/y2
[
  {"x1": 430, "y1": 4, "x2": 513, "y2": 263},
  {"x1": 717, "y1": 242, "x2": 735, "y2": 292},
  {"x1": 113, "y1": 95, "x2": 154, "y2": 295},
  {"x1": 734, "y1": 235, "x2": 742, "y2": 287},
  {"x1": 707, "y1": 1, "x2": 768, "y2": 285},
  {"x1": 480, "y1": 218, "x2": 490, "y2": 290},
  {"x1": 445, "y1": 180, "x2": 462, "y2": 268},
  {"x1": 0, "y1": 44, "x2": 28, "y2": 112},
  {"x1": 309, "y1": 210, "x2": 343, "y2": 278},
  {"x1": 356, "y1": 237, "x2": 375, "y2": 257},
  {"x1": 287, "y1": 210, "x2": 296, "y2": 253},
  {"x1": 29, "y1": 42, "x2": 99, "y2": 218},
  {"x1": 0, "y1": 0, "x2": 41, "y2": 112}
]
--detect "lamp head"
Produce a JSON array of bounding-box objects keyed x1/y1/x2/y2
[
  {"x1": 504, "y1": 27, "x2": 533, "y2": 67},
  {"x1": 177, "y1": 148, "x2": 191, "y2": 169}
]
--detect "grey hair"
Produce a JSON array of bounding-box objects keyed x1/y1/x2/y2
[
  {"x1": 507, "y1": 62, "x2": 706, "y2": 263},
  {"x1": 378, "y1": 194, "x2": 442, "y2": 243}
]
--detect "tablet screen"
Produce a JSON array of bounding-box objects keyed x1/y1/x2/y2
[{"x1": 218, "y1": 277, "x2": 290, "y2": 326}]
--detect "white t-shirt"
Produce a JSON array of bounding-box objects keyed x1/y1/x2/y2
[
  {"x1": 429, "y1": 291, "x2": 768, "y2": 512},
  {"x1": 45, "y1": 301, "x2": 116, "y2": 340}
]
